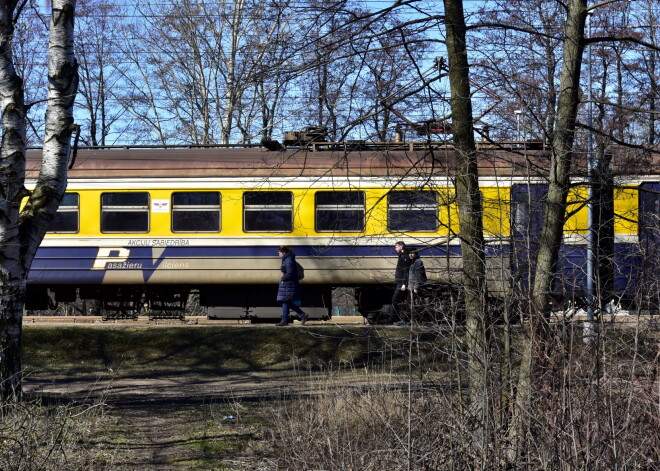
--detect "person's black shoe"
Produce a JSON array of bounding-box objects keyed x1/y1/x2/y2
[
  {"x1": 299, "y1": 313, "x2": 309, "y2": 325},
  {"x1": 276, "y1": 321, "x2": 288, "y2": 326}
]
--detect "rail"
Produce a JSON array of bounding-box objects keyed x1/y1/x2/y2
[
  {"x1": 22, "y1": 315, "x2": 368, "y2": 326},
  {"x1": 21, "y1": 315, "x2": 657, "y2": 328}
]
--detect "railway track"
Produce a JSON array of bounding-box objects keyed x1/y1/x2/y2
[
  {"x1": 22, "y1": 314, "x2": 658, "y2": 328},
  {"x1": 22, "y1": 315, "x2": 368, "y2": 326}
]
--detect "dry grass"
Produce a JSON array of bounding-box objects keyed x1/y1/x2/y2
[
  {"x1": 0, "y1": 398, "x2": 115, "y2": 470},
  {"x1": 8, "y1": 323, "x2": 659, "y2": 470},
  {"x1": 267, "y1": 326, "x2": 660, "y2": 471}
]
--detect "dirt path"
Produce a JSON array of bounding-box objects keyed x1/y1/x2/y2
[
  {"x1": 24, "y1": 363, "x2": 387, "y2": 470},
  {"x1": 20, "y1": 324, "x2": 404, "y2": 469},
  {"x1": 24, "y1": 368, "x2": 325, "y2": 470},
  {"x1": 27, "y1": 369, "x2": 316, "y2": 403}
]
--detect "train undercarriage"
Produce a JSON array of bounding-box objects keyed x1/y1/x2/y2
[{"x1": 24, "y1": 284, "x2": 333, "y2": 323}]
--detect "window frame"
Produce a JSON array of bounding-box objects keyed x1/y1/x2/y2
[
  {"x1": 47, "y1": 192, "x2": 80, "y2": 234},
  {"x1": 171, "y1": 191, "x2": 221, "y2": 233},
  {"x1": 243, "y1": 191, "x2": 294, "y2": 233},
  {"x1": 387, "y1": 190, "x2": 438, "y2": 232},
  {"x1": 100, "y1": 192, "x2": 150, "y2": 233},
  {"x1": 314, "y1": 190, "x2": 366, "y2": 233}
]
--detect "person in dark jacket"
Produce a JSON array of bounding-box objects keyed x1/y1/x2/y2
[
  {"x1": 276, "y1": 246, "x2": 308, "y2": 326},
  {"x1": 393, "y1": 250, "x2": 429, "y2": 325},
  {"x1": 407, "y1": 250, "x2": 427, "y2": 293},
  {"x1": 390, "y1": 241, "x2": 412, "y2": 322}
]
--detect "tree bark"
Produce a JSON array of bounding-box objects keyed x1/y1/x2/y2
[
  {"x1": 0, "y1": 0, "x2": 29, "y2": 404},
  {"x1": 507, "y1": 0, "x2": 587, "y2": 460},
  {"x1": 0, "y1": 0, "x2": 78, "y2": 404},
  {"x1": 443, "y1": 0, "x2": 490, "y2": 429}
]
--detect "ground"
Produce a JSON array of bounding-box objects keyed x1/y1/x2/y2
[
  {"x1": 27, "y1": 368, "x2": 337, "y2": 469},
  {"x1": 20, "y1": 323, "x2": 409, "y2": 470},
  {"x1": 14, "y1": 320, "x2": 660, "y2": 469}
]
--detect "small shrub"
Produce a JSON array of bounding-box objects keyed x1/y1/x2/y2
[{"x1": 0, "y1": 398, "x2": 114, "y2": 471}]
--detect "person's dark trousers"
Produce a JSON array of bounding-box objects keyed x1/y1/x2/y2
[
  {"x1": 280, "y1": 302, "x2": 290, "y2": 324},
  {"x1": 280, "y1": 301, "x2": 307, "y2": 324},
  {"x1": 389, "y1": 283, "x2": 407, "y2": 322}
]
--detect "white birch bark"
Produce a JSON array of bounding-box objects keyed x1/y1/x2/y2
[
  {"x1": 0, "y1": 0, "x2": 77, "y2": 403},
  {"x1": 0, "y1": 0, "x2": 28, "y2": 403}
]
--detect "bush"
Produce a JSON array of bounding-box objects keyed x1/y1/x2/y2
[
  {"x1": 267, "y1": 326, "x2": 660, "y2": 470},
  {"x1": 0, "y1": 398, "x2": 114, "y2": 470}
]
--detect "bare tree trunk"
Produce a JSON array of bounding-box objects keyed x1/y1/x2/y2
[
  {"x1": 0, "y1": 0, "x2": 30, "y2": 404},
  {"x1": 507, "y1": 0, "x2": 587, "y2": 460},
  {"x1": 220, "y1": 0, "x2": 245, "y2": 145},
  {"x1": 443, "y1": 0, "x2": 490, "y2": 432},
  {"x1": 0, "y1": 0, "x2": 78, "y2": 404},
  {"x1": 649, "y1": 47, "x2": 656, "y2": 145}
]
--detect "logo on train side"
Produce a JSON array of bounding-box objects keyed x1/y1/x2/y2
[
  {"x1": 92, "y1": 248, "x2": 139, "y2": 270},
  {"x1": 91, "y1": 247, "x2": 190, "y2": 280}
]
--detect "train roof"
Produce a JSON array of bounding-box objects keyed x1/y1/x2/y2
[{"x1": 25, "y1": 144, "x2": 660, "y2": 179}]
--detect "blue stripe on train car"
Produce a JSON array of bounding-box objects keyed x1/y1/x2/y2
[
  {"x1": 31, "y1": 247, "x2": 101, "y2": 262},
  {"x1": 32, "y1": 243, "x2": 503, "y2": 259},
  {"x1": 28, "y1": 241, "x2": 640, "y2": 302},
  {"x1": 28, "y1": 270, "x2": 108, "y2": 284},
  {"x1": 27, "y1": 243, "x2": 507, "y2": 284},
  {"x1": 113, "y1": 244, "x2": 468, "y2": 258}
]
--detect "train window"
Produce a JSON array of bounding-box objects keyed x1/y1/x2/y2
[
  {"x1": 101, "y1": 192, "x2": 149, "y2": 233},
  {"x1": 171, "y1": 192, "x2": 221, "y2": 232},
  {"x1": 388, "y1": 190, "x2": 438, "y2": 232},
  {"x1": 48, "y1": 192, "x2": 79, "y2": 233},
  {"x1": 315, "y1": 191, "x2": 365, "y2": 232},
  {"x1": 243, "y1": 191, "x2": 293, "y2": 232}
]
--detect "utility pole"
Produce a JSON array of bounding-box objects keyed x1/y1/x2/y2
[{"x1": 585, "y1": 10, "x2": 596, "y2": 342}]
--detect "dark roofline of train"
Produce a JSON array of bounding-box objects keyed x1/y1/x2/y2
[
  {"x1": 25, "y1": 140, "x2": 548, "y2": 152},
  {"x1": 24, "y1": 142, "x2": 660, "y2": 179}
]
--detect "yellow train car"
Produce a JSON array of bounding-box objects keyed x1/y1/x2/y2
[{"x1": 24, "y1": 145, "x2": 660, "y2": 320}]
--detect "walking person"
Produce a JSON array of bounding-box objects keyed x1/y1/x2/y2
[
  {"x1": 276, "y1": 246, "x2": 308, "y2": 326},
  {"x1": 394, "y1": 250, "x2": 427, "y2": 326},
  {"x1": 390, "y1": 241, "x2": 412, "y2": 323},
  {"x1": 407, "y1": 250, "x2": 427, "y2": 294}
]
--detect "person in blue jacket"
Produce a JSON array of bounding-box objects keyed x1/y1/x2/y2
[{"x1": 276, "y1": 246, "x2": 309, "y2": 326}]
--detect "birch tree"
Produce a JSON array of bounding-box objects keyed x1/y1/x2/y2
[{"x1": 0, "y1": 0, "x2": 78, "y2": 403}]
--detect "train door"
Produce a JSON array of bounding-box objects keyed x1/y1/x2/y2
[
  {"x1": 638, "y1": 183, "x2": 660, "y2": 312},
  {"x1": 639, "y1": 183, "x2": 660, "y2": 249},
  {"x1": 510, "y1": 184, "x2": 548, "y2": 296}
]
